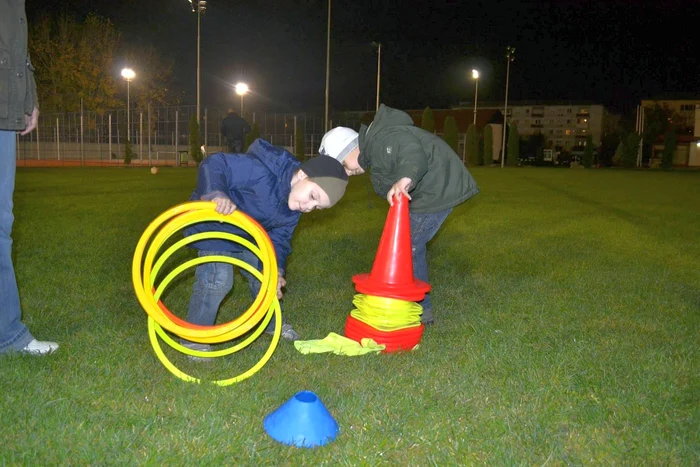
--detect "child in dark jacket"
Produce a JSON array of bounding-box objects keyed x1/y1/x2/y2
[
  {"x1": 319, "y1": 104, "x2": 479, "y2": 326},
  {"x1": 184, "y1": 138, "x2": 347, "y2": 347}
]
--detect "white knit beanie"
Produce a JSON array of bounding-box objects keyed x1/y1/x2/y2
[{"x1": 318, "y1": 127, "x2": 359, "y2": 162}]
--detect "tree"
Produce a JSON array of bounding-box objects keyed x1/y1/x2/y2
[
  {"x1": 30, "y1": 14, "x2": 121, "y2": 113},
  {"x1": 582, "y1": 134, "x2": 594, "y2": 168},
  {"x1": 622, "y1": 133, "x2": 641, "y2": 168},
  {"x1": 482, "y1": 124, "x2": 493, "y2": 165},
  {"x1": 641, "y1": 104, "x2": 674, "y2": 165},
  {"x1": 121, "y1": 121, "x2": 133, "y2": 165},
  {"x1": 189, "y1": 115, "x2": 202, "y2": 165},
  {"x1": 122, "y1": 45, "x2": 180, "y2": 109},
  {"x1": 465, "y1": 124, "x2": 479, "y2": 167},
  {"x1": 613, "y1": 139, "x2": 624, "y2": 166},
  {"x1": 507, "y1": 123, "x2": 520, "y2": 166},
  {"x1": 600, "y1": 110, "x2": 624, "y2": 166},
  {"x1": 661, "y1": 125, "x2": 676, "y2": 169},
  {"x1": 443, "y1": 116, "x2": 458, "y2": 153},
  {"x1": 245, "y1": 122, "x2": 261, "y2": 151},
  {"x1": 295, "y1": 123, "x2": 305, "y2": 160},
  {"x1": 421, "y1": 107, "x2": 435, "y2": 133}
]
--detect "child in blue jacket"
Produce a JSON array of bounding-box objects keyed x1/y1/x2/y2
[{"x1": 184, "y1": 139, "x2": 347, "y2": 347}]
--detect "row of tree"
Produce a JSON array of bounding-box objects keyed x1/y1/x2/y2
[
  {"x1": 420, "y1": 106, "x2": 520, "y2": 167},
  {"x1": 420, "y1": 105, "x2": 681, "y2": 169},
  {"x1": 29, "y1": 14, "x2": 180, "y2": 114}
]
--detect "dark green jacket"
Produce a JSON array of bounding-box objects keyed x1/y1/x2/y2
[
  {"x1": 358, "y1": 104, "x2": 479, "y2": 213},
  {"x1": 0, "y1": 0, "x2": 38, "y2": 131}
]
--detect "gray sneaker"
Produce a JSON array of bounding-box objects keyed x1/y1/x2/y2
[
  {"x1": 420, "y1": 308, "x2": 434, "y2": 326},
  {"x1": 266, "y1": 323, "x2": 300, "y2": 341},
  {"x1": 180, "y1": 340, "x2": 213, "y2": 362}
]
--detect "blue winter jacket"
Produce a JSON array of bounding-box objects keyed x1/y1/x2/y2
[{"x1": 184, "y1": 139, "x2": 301, "y2": 273}]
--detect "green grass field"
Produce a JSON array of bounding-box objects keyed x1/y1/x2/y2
[{"x1": 3, "y1": 166, "x2": 698, "y2": 464}]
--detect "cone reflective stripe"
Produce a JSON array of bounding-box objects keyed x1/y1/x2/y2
[{"x1": 352, "y1": 193, "x2": 430, "y2": 302}]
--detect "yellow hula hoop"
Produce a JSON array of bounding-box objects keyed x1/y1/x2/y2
[{"x1": 132, "y1": 201, "x2": 281, "y2": 385}]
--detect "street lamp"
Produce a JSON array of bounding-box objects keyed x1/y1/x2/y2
[
  {"x1": 324, "y1": 0, "x2": 331, "y2": 132},
  {"x1": 374, "y1": 41, "x2": 382, "y2": 111},
  {"x1": 501, "y1": 46, "x2": 515, "y2": 168},
  {"x1": 472, "y1": 69, "x2": 479, "y2": 125},
  {"x1": 235, "y1": 82, "x2": 249, "y2": 116},
  {"x1": 121, "y1": 68, "x2": 135, "y2": 142},
  {"x1": 188, "y1": 0, "x2": 207, "y2": 124}
]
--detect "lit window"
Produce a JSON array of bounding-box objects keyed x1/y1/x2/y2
[{"x1": 565, "y1": 129, "x2": 571, "y2": 135}]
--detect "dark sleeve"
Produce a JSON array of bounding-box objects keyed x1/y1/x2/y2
[
  {"x1": 26, "y1": 54, "x2": 38, "y2": 113},
  {"x1": 393, "y1": 133, "x2": 429, "y2": 189},
  {"x1": 266, "y1": 220, "x2": 299, "y2": 275},
  {"x1": 195, "y1": 153, "x2": 252, "y2": 200}
]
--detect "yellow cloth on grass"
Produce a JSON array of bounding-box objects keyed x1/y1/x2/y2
[{"x1": 294, "y1": 332, "x2": 385, "y2": 356}]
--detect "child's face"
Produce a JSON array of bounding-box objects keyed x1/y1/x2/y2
[
  {"x1": 288, "y1": 179, "x2": 332, "y2": 213},
  {"x1": 342, "y1": 147, "x2": 364, "y2": 176}
]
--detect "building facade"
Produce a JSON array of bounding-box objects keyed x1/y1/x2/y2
[{"x1": 457, "y1": 101, "x2": 605, "y2": 153}]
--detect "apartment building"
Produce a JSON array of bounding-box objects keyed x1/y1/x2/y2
[
  {"x1": 458, "y1": 101, "x2": 605, "y2": 152},
  {"x1": 509, "y1": 103, "x2": 604, "y2": 152}
]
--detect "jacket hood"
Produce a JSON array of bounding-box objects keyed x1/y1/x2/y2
[
  {"x1": 247, "y1": 138, "x2": 300, "y2": 181},
  {"x1": 359, "y1": 104, "x2": 415, "y2": 169}
]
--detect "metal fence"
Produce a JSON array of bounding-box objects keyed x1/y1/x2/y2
[{"x1": 15, "y1": 104, "x2": 469, "y2": 167}]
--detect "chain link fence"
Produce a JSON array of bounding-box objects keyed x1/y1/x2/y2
[{"x1": 14, "y1": 105, "x2": 367, "y2": 167}]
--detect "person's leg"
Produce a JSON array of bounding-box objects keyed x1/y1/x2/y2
[
  {"x1": 236, "y1": 249, "x2": 300, "y2": 341},
  {"x1": 182, "y1": 251, "x2": 235, "y2": 358},
  {"x1": 186, "y1": 251, "x2": 234, "y2": 327},
  {"x1": 226, "y1": 138, "x2": 236, "y2": 153},
  {"x1": 0, "y1": 131, "x2": 35, "y2": 354},
  {"x1": 410, "y1": 208, "x2": 453, "y2": 325}
]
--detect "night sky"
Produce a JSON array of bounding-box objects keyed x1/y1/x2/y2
[{"x1": 26, "y1": 0, "x2": 700, "y2": 114}]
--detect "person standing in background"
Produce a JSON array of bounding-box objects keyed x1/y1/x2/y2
[
  {"x1": 0, "y1": 0, "x2": 59, "y2": 355},
  {"x1": 220, "y1": 108, "x2": 251, "y2": 153}
]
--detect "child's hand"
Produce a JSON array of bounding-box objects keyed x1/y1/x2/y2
[
  {"x1": 210, "y1": 195, "x2": 237, "y2": 215},
  {"x1": 386, "y1": 177, "x2": 412, "y2": 205},
  {"x1": 277, "y1": 276, "x2": 286, "y2": 299}
]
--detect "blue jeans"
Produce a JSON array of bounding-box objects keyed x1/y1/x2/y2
[
  {"x1": 186, "y1": 249, "x2": 281, "y2": 333},
  {"x1": 0, "y1": 130, "x2": 33, "y2": 353},
  {"x1": 410, "y1": 208, "x2": 453, "y2": 315}
]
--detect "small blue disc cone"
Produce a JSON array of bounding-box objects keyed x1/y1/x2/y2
[{"x1": 264, "y1": 391, "x2": 339, "y2": 448}]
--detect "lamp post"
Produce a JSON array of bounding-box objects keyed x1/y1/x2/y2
[
  {"x1": 501, "y1": 46, "x2": 515, "y2": 168},
  {"x1": 121, "y1": 68, "x2": 135, "y2": 142},
  {"x1": 188, "y1": 0, "x2": 207, "y2": 124},
  {"x1": 472, "y1": 69, "x2": 479, "y2": 125},
  {"x1": 235, "y1": 82, "x2": 249, "y2": 116},
  {"x1": 324, "y1": 0, "x2": 331, "y2": 132},
  {"x1": 374, "y1": 41, "x2": 382, "y2": 111}
]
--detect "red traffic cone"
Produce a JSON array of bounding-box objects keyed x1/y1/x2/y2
[{"x1": 353, "y1": 193, "x2": 430, "y2": 301}]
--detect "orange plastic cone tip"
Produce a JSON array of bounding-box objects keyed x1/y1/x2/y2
[{"x1": 353, "y1": 193, "x2": 430, "y2": 301}]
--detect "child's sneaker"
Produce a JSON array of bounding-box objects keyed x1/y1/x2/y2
[
  {"x1": 21, "y1": 339, "x2": 59, "y2": 355},
  {"x1": 420, "y1": 308, "x2": 434, "y2": 326},
  {"x1": 266, "y1": 323, "x2": 300, "y2": 341},
  {"x1": 180, "y1": 340, "x2": 212, "y2": 362}
]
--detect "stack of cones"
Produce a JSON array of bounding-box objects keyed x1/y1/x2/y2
[{"x1": 344, "y1": 194, "x2": 429, "y2": 352}]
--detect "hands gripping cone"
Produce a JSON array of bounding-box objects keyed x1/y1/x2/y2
[
  {"x1": 346, "y1": 194, "x2": 428, "y2": 352},
  {"x1": 352, "y1": 193, "x2": 430, "y2": 301}
]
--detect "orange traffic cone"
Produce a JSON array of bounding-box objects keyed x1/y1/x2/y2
[{"x1": 352, "y1": 193, "x2": 430, "y2": 301}]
